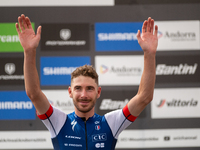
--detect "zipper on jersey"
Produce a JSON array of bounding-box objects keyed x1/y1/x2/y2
[{"x1": 82, "y1": 118, "x2": 88, "y2": 150}]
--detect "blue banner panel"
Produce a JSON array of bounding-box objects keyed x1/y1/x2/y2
[
  {"x1": 40, "y1": 56, "x2": 90, "y2": 86},
  {"x1": 95, "y1": 22, "x2": 143, "y2": 51},
  {"x1": 0, "y1": 91, "x2": 35, "y2": 120}
]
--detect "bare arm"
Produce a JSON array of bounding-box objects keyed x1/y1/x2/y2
[
  {"x1": 16, "y1": 14, "x2": 50, "y2": 114},
  {"x1": 127, "y1": 17, "x2": 158, "y2": 117}
]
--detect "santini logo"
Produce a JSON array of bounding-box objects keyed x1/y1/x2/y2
[
  {"x1": 100, "y1": 99, "x2": 129, "y2": 110},
  {"x1": 0, "y1": 101, "x2": 32, "y2": 109},
  {"x1": 98, "y1": 32, "x2": 137, "y2": 41},
  {"x1": 156, "y1": 63, "x2": 197, "y2": 75},
  {"x1": 157, "y1": 99, "x2": 198, "y2": 107}
]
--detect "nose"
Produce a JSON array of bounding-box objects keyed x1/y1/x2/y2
[{"x1": 80, "y1": 89, "x2": 88, "y2": 99}]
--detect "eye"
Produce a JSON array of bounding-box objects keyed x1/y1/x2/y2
[
  {"x1": 87, "y1": 86, "x2": 94, "y2": 91},
  {"x1": 74, "y1": 86, "x2": 81, "y2": 90}
]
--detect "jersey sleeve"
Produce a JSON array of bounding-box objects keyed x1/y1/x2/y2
[
  {"x1": 37, "y1": 105, "x2": 67, "y2": 138},
  {"x1": 104, "y1": 104, "x2": 137, "y2": 139}
]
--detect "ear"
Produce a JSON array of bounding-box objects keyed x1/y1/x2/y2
[
  {"x1": 68, "y1": 86, "x2": 73, "y2": 98},
  {"x1": 97, "y1": 86, "x2": 101, "y2": 99}
]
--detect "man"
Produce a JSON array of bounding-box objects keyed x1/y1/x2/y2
[{"x1": 16, "y1": 14, "x2": 158, "y2": 150}]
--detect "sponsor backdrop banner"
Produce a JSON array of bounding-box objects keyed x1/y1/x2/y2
[
  {"x1": 151, "y1": 88, "x2": 200, "y2": 119},
  {"x1": 95, "y1": 55, "x2": 144, "y2": 86},
  {"x1": 155, "y1": 21, "x2": 200, "y2": 50},
  {"x1": 0, "y1": 23, "x2": 34, "y2": 52},
  {"x1": 0, "y1": 57, "x2": 24, "y2": 86},
  {"x1": 116, "y1": 128, "x2": 200, "y2": 148},
  {"x1": 40, "y1": 56, "x2": 90, "y2": 86},
  {"x1": 0, "y1": 131, "x2": 53, "y2": 149},
  {"x1": 0, "y1": 0, "x2": 114, "y2": 6},
  {"x1": 0, "y1": 91, "x2": 35, "y2": 120},
  {"x1": 95, "y1": 22, "x2": 143, "y2": 51},
  {"x1": 156, "y1": 54, "x2": 200, "y2": 84},
  {"x1": 42, "y1": 90, "x2": 74, "y2": 115},
  {"x1": 95, "y1": 89, "x2": 138, "y2": 116},
  {"x1": 41, "y1": 23, "x2": 90, "y2": 51},
  {"x1": 0, "y1": 4, "x2": 200, "y2": 150}
]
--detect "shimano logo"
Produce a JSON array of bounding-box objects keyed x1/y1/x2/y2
[
  {"x1": 0, "y1": 35, "x2": 19, "y2": 43},
  {"x1": 43, "y1": 67, "x2": 76, "y2": 75},
  {"x1": 0, "y1": 101, "x2": 33, "y2": 109},
  {"x1": 100, "y1": 99, "x2": 129, "y2": 110},
  {"x1": 98, "y1": 33, "x2": 137, "y2": 41},
  {"x1": 156, "y1": 64, "x2": 197, "y2": 75},
  {"x1": 164, "y1": 31, "x2": 196, "y2": 41}
]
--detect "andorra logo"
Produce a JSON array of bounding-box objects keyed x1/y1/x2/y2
[
  {"x1": 100, "y1": 65, "x2": 108, "y2": 74},
  {"x1": 60, "y1": 29, "x2": 71, "y2": 40},
  {"x1": 157, "y1": 31, "x2": 163, "y2": 39}
]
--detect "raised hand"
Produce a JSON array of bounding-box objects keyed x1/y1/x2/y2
[
  {"x1": 137, "y1": 17, "x2": 158, "y2": 54},
  {"x1": 16, "y1": 14, "x2": 41, "y2": 52}
]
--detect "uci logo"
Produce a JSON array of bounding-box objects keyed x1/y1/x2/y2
[
  {"x1": 5, "y1": 63, "x2": 15, "y2": 75},
  {"x1": 60, "y1": 29, "x2": 71, "y2": 40}
]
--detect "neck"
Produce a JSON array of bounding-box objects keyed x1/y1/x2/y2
[{"x1": 74, "y1": 107, "x2": 95, "y2": 121}]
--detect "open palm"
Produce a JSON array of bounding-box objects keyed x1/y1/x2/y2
[
  {"x1": 16, "y1": 14, "x2": 41, "y2": 52},
  {"x1": 137, "y1": 17, "x2": 158, "y2": 54}
]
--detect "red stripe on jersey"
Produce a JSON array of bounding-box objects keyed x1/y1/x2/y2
[
  {"x1": 123, "y1": 105, "x2": 137, "y2": 122},
  {"x1": 37, "y1": 105, "x2": 53, "y2": 120}
]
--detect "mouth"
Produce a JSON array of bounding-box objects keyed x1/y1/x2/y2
[{"x1": 79, "y1": 100, "x2": 90, "y2": 106}]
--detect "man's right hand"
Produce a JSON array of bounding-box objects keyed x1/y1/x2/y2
[{"x1": 16, "y1": 14, "x2": 41, "y2": 52}]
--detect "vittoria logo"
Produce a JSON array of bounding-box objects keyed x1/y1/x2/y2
[
  {"x1": 156, "y1": 99, "x2": 198, "y2": 107},
  {"x1": 157, "y1": 99, "x2": 166, "y2": 108}
]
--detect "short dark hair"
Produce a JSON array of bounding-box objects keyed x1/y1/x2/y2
[{"x1": 71, "y1": 65, "x2": 99, "y2": 85}]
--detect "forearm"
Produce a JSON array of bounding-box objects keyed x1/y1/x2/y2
[
  {"x1": 127, "y1": 52, "x2": 156, "y2": 116},
  {"x1": 137, "y1": 52, "x2": 156, "y2": 103},
  {"x1": 24, "y1": 49, "x2": 41, "y2": 101}
]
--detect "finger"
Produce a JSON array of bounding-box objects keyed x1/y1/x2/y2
[
  {"x1": 36, "y1": 26, "x2": 42, "y2": 41},
  {"x1": 150, "y1": 19, "x2": 154, "y2": 34},
  {"x1": 15, "y1": 23, "x2": 21, "y2": 35},
  {"x1": 18, "y1": 16, "x2": 24, "y2": 31},
  {"x1": 147, "y1": 17, "x2": 151, "y2": 32},
  {"x1": 142, "y1": 20, "x2": 147, "y2": 33},
  {"x1": 21, "y1": 14, "x2": 28, "y2": 29},
  {"x1": 136, "y1": 30, "x2": 141, "y2": 43},
  {"x1": 25, "y1": 17, "x2": 32, "y2": 29},
  {"x1": 154, "y1": 25, "x2": 158, "y2": 37}
]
